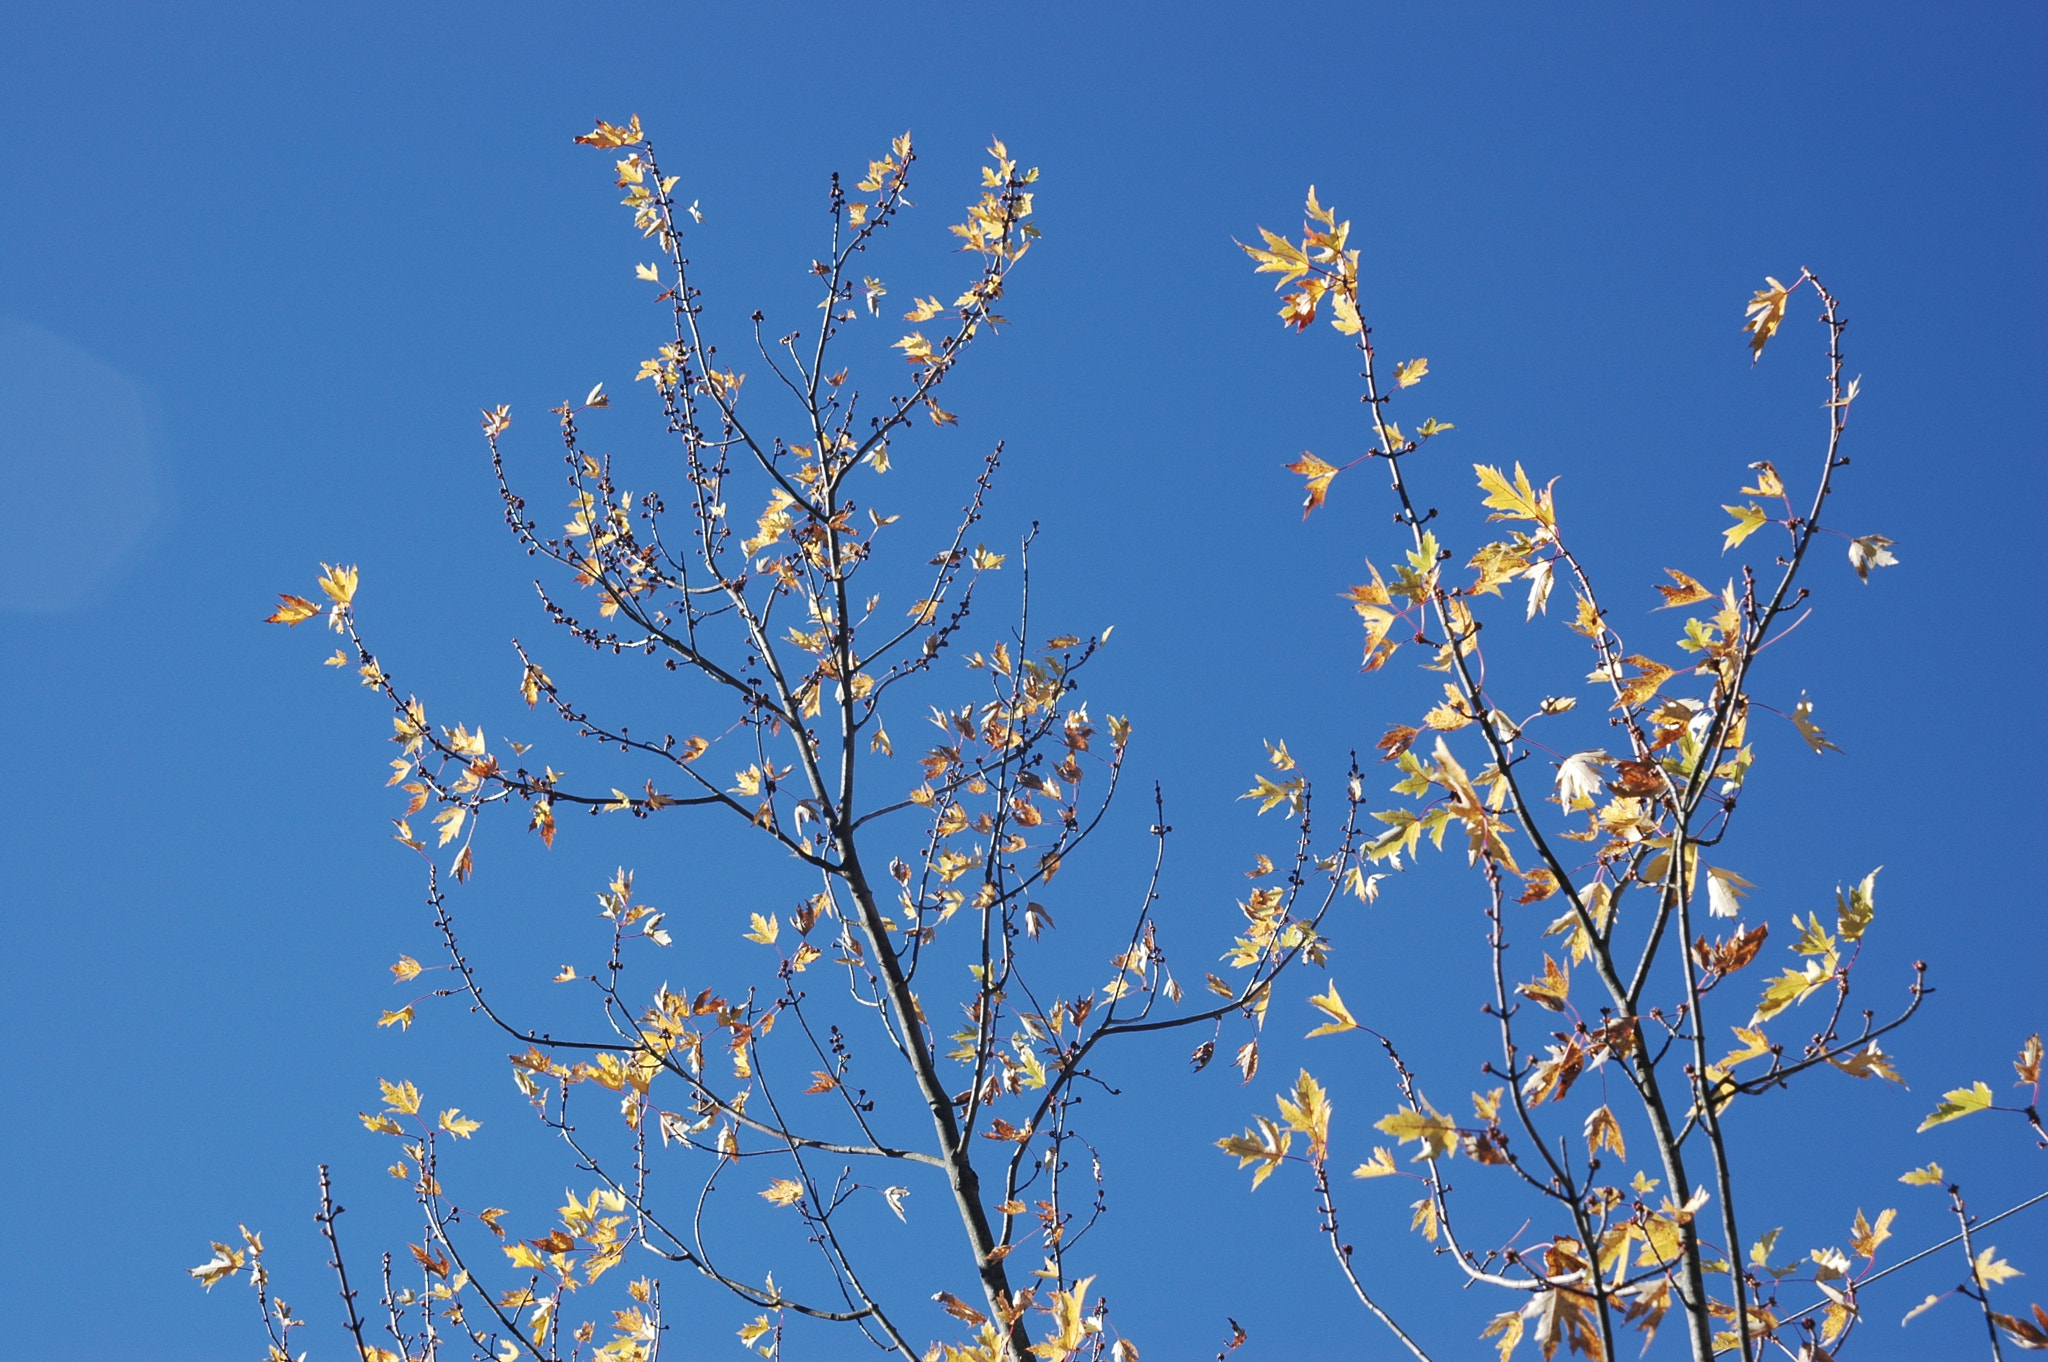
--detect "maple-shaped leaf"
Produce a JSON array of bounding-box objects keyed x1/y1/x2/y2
[
  {"x1": 1277, "y1": 1070, "x2": 1333, "y2": 1161},
  {"x1": 744, "y1": 912, "x2": 779, "y2": 945},
  {"x1": 1592, "y1": 656, "x2": 1677, "y2": 710},
  {"x1": 1655, "y1": 569, "x2": 1715, "y2": 610},
  {"x1": 1474, "y1": 463, "x2": 1556, "y2": 528},
  {"x1": 188, "y1": 1242, "x2": 246, "y2": 1290},
  {"x1": 1353, "y1": 1146, "x2": 1398, "y2": 1179},
  {"x1": 1375, "y1": 1102, "x2": 1458, "y2": 1162},
  {"x1": 438, "y1": 1108, "x2": 481, "y2": 1138},
  {"x1": 1830, "y1": 1042, "x2": 1904, "y2": 1085},
  {"x1": 1850, "y1": 1208, "x2": 1897, "y2": 1259},
  {"x1": 1742, "y1": 461, "x2": 1786, "y2": 497},
  {"x1": 1554, "y1": 750, "x2": 1611, "y2": 810},
  {"x1": 1836, "y1": 867, "x2": 1879, "y2": 942},
  {"x1": 266, "y1": 593, "x2": 322, "y2": 626},
  {"x1": 1306, "y1": 983, "x2": 1360, "y2": 1037},
  {"x1": 1917, "y1": 1082, "x2": 1995, "y2": 1131},
  {"x1": 1480, "y1": 1309, "x2": 1524, "y2": 1362},
  {"x1": 1395, "y1": 358, "x2": 1428, "y2": 388},
  {"x1": 1288, "y1": 452, "x2": 1340, "y2": 518},
  {"x1": 1217, "y1": 1114, "x2": 1291, "y2": 1189},
  {"x1": 1585, "y1": 1105, "x2": 1626, "y2": 1160},
  {"x1": 1899, "y1": 1162, "x2": 1946, "y2": 1186},
  {"x1": 1516, "y1": 955, "x2": 1571, "y2": 1011},
  {"x1": 378, "y1": 1078, "x2": 421, "y2": 1115},
  {"x1": 1721, "y1": 503, "x2": 1770, "y2": 551},
  {"x1": 377, "y1": 1007, "x2": 414, "y2": 1031},
  {"x1": 1976, "y1": 1247, "x2": 2024, "y2": 1288},
  {"x1": 1745, "y1": 276, "x2": 1792, "y2": 364}
]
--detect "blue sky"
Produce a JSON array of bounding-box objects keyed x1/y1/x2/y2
[{"x1": 1, "y1": 4, "x2": 2042, "y2": 1359}]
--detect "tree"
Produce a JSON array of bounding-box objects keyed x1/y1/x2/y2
[
  {"x1": 1215, "y1": 195, "x2": 2047, "y2": 1361},
  {"x1": 196, "y1": 121, "x2": 2042, "y2": 1362}
]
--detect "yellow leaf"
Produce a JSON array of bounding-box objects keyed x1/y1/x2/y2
[
  {"x1": 1917, "y1": 1082, "x2": 1995, "y2": 1131},
  {"x1": 438, "y1": 1108, "x2": 481, "y2": 1138},
  {"x1": 635, "y1": 262, "x2": 659, "y2": 281},
  {"x1": 744, "y1": 913, "x2": 779, "y2": 945},
  {"x1": 1276, "y1": 1070, "x2": 1333, "y2": 1161},
  {"x1": 1474, "y1": 463, "x2": 1555, "y2": 529},
  {"x1": 1287, "y1": 451, "x2": 1339, "y2": 518},
  {"x1": 391, "y1": 955, "x2": 423, "y2": 982},
  {"x1": 1375, "y1": 1103, "x2": 1458, "y2": 1162},
  {"x1": 433, "y1": 807, "x2": 465, "y2": 847},
  {"x1": 1654, "y1": 569, "x2": 1715, "y2": 610},
  {"x1": 188, "y1": 1242, "x2": 245, "y2": 1289},
  {"x1": 379, "y1": 1078, "x2": 422, "y2": 1115},
  {"x1": 1975, "y1": 1247, "x2": 2023, "y2": 1287},
  {"x1": 1899, "y1": 1163, "x2": 1946, "y2": 1187},
  {"x1": 1305, "y1": 982, "x2": 1360, "y2": 1037},
  {"x1": 317, "y1": 563, "x2": 359, "y2": 606},
  {"x1": 378, "y1": 1007, "x2": 415, "y2": 1031},
  {"x1": 1516, "y1": 955, "x2": 1571, "y2": 1011},
  {"x1": 266, "y1": 593, "x2": 323, "y2": 626},
  {"x1": 1742, "y1": 461, "x2": 1785, "y2": 498},
  {"x1": 1584, "y1": 1105, "x2": 1626, "y2": 1161},
  {"x1": 1850, "y1": 1208, "x2": 1896, "y2": 1259},
  {"x1": 573, "y1": 115, "x2": 644, "y2": 149},
  {"x1": 1395, "y1": 357, "x2": 1428, "y2": 388},
  {"x1": 1481, "y1": 1308, "x2": 1524, "y2": 1362},
  {"x1": 760, "y1": 1179, "x2": 804, "y2": 1207},
  {"x1": 1744, "y1": 276, "x2": 1791, "y2": 364},
  {"x1": 1353, "y1": 1146, "x2": 1398, "y2": 1179},
  {"x1": 360, "y1": 1111, "x2": 404, "y2": 1135},
  {"x1": 1721, "y1": 503, "x2": 1770, "y2": 551}
]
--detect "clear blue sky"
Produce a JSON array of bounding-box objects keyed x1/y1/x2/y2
[{"x1": 2, "y1": 4, "x2": 2041, "y2": 1359}]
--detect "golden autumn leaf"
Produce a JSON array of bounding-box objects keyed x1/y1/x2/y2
[
  {"x1": 378, "y1": 1078, "x2": 422, "y2": 1115},
  {"x1": 1287, "y1": 452, "x2": 1340, "y2": 518},
  {"x1": 1353, "y1": 1146, "x2": 1398, "y2": 1179},
  {"x1": 1276, "y1": 1070, "x2": 1333, "y2": 1161},
  {"x1": 1721, "y1": 503, "x2": 1770, "y2": 551},
  {"x1": 1395, "y1": 358, "x2": 1428, "y2": 388},
  {"x1": 1584, "y1": 1105, "x2": 1626, "y2": 1160},
  {"x1": 188, "y1": 1242, "x2": 245, "y2": 1290},
  {"x1": 266, "y1": 593, "x2": 323, "y2": 626},
  {"x1": 760, "y1": 1179, "x2": 804, "y2": 1207},
  {"x1": 1975, "y1": 1247, "x2": 2023, "y2": 1287},
  {"x1": 1899, "y1": 1162, "x2": 1946, "y2": 1186},
  {"x1": 1375, "y1": 1102, "x2": 1458, "y2": 1162},
  {"x1": 1654, "y1": 568, "x2": 1714, "y2": 610},
  {"x1": 574, "y1": 115, "x2": 644, "y2": 149},
  {"x1": 1744, "y1": 276, "x2": 1792, "y2": 364},
  {"x1": 438, "y1": 1108, "x2": 481, "y2": 1138},
  {"x1": 1305, "y1": 982, "x2": 1360, "y2": 1037},
  {"x1": 1516, "y1": 955, "x2": 1571, "y2": 1011},
  {"x1": 1474, "y1": 463, "x2": 1556, "y2": 529},
  {"x1": 316, "y1": 563, "x2": 359, "y2": 606}
]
